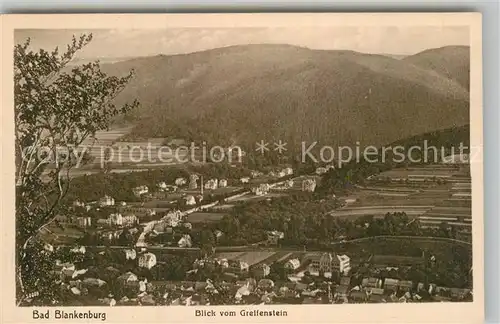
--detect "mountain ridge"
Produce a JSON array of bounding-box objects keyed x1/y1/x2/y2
[{"x1": 101, "y1": 44, "x2": 470, "y2": 148}]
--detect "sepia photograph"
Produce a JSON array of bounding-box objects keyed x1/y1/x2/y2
[{"x1": 1, "y1": 13, "x2": 483, "y2": 323}]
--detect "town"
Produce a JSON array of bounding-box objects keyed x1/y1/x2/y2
[{"x1": 37, "y1": 143, "x2": 473, "y2": 306}]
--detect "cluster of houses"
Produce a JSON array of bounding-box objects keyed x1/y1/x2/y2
[
  {"x1": 251, "y1": 183, "x2": 271, "y2": 196},
  {"x1": 242, "y1": 167, "x2": 294, "y2": 184},
  {"x1": 96, "y1": 213, "x2": 139, "y2": 227},
  {"x1": 204, "y1": 179, "x2": 228, "y2": 190},
  {"x1": 51, "y1": 242, "x2": 472, "y2": 306}
]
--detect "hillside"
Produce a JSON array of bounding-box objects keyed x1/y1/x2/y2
[
  {"x1": 403, "y1": 45, "x2": 470, "y2": 90},
  {"x1": 102, "y1": 44, "x2": 470, "y2": 149}
]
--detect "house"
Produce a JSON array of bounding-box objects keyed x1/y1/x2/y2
[
  {"x1": 384, "y1": 278, "x2": 399, "y2": 292},
  {"x1": 138, "y1": 253, "x2": 157, "y2": 269},
  {"x1": 162, "y1": 217, "x2": 179, "y2": 228},
  {"x1": 214, "y1": 230, "x2": 224, "y2": 240},
  {"x1": 157, "y1": 182, "x2": 168, "y2": 191},
  {"x1": 302, "y1": 179, "x2": 317, "y2": 192},
  {"x1": 184, "y1": 195, "x2": 196, "y2": 206},
  {"x1": 122, "y1": 214, "x2": 138, "y2": 227},
  {"x1": 117, "y1": 272, "x2": 138, "y2": 285},
  {"x1": 73, "y1": 199, "x2": 85, "y2": 208},
  {"x1": 250, "y1": 171, "x2": 263, "y2": 178},
  {"x1": 277, "y1": 170, "x2": 286, "y2": 178},
  {"x1": 178, "y1": 234, "x2": 192, "y2": 248},
  {"x1": 98, "y1": 195, "x2": 115, "y2": 207},
  {"x1": 283, "y1": 167, "x2": 294, "y2": 176},
  {"x1": 204, "y1": 179, "x2": 218, "y2": 190},
  {"x1": 337, "y1": 254, "x2": 351, "y2": 275},
  {"x1": 74, "y1": 216, "x2": 92, "y2": 228},
  {"x1": 266, "y1": 231, "x2": 284, "y2": 245},
  {"x1": 109, "y1": 213, "x2": 123, "y2": 226},
  {"x1": 240, "y1": 177, "x2": 250, "y2": 184},
  {"x1": 132, "y1": 185, "x2": 149, "y2": 197},
  {"x1": 124, "y1": 249, "x2": 137, "y2": 260},
  {"x1": 70, "y1": 246, "x2": 86, "y2": 254},
  {"x1": 188, "y1": 175, "x2": 199, "y2": 189},
  {"x1": 307, "y1": 252, "x2": 336, "y2": 274},
  {"x1": 235, "y1": 284, "x2": 251, "y2": 300},
  {"x1": 227, "y1": 260, "x2": 249, "y2": 274},
  {"x1": 252, "y1": 183, "x2": 270, "y2": 196},
  {"x1": 175, "y1": 177, "x2": 187, "y2": 186},
  {"x1": 219, "y1": 179, "x2": 228, "y2": 188},
  {"x1": 284, "y1": 259, "x2": 301, "y2": 271}
]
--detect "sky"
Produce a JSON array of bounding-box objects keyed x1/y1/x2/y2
[{"x1": 15, "y1": 26, "x2": 469, "y2": 60}]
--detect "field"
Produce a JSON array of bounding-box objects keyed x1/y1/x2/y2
[{"x1": 331, "y1": 164, "x2": 472, "y2": 227}]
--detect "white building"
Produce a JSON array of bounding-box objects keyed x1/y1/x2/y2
[
  {"x1": 283, "y1": 167, "x2": 294, "y2": 176},
  {"x1": 188, "y1": 175, "x2": 199, "y2": 189},
  {"x1": 252, "y1": 183, "x2": 270, "y2": 196},
  {"x1": 250, "y1": 171, "x2": 263, "y2": 178},
  {"x1": 124, "y1": 249, "x2": 137, "y2": 260},
  {"x1": 75, "y1": 216, "x2": 92, "y2": 228},
  {"x1": 184, "y1": 195, "x2": 196, "y2": 206},
  {"x1": 132, "y1": 185, "x2": 149, "y2": 197},
  {"x1": 219, "y1": 179, "x2": 228, "y2": 188},
  {"x1": 302, "y1": 179, "x2": 317, "y2": 192},
  {"x1": 178, "y1": 234, "x2": 192, "y2": 248},
  {"x1": 73, "y1": 199, "x2": 85, "y2": 208},
  {"x1": 204, "y1": 179, "x2": 218, "y2": 190},
  {"x1": 175, "y1": 177, "x2": 187, "y2": 186},
  {"x1": 337, "y1": 254, "x2": 351, "y2": 275},
  {"x1": 109, "y1": 213, "x2": 123, "y2": 226},
  {"x1": 99, "y1": 195, "x2": 115, "y2": 207},
  {"x1": 284, "y1": 259, "x2": 301, "y2": 270},
  {"x1": 157, "y1": 182, "x2": 168, "y2": 191},
  {"x1": 138, "y1": 253, "x2": 157, "y2": 269},
  {"x1": 122, "y1": 214, "x2": 138, "y2": 227}
]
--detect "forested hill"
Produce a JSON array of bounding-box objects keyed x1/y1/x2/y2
[{"x1": 101, "y1": 44, "x2": 470, "y2": 149}]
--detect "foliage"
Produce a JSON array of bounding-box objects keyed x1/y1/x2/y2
[{"x1": 15, "y1": 34, "x2": 138, "y2": 305}]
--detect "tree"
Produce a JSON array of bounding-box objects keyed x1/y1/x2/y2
[{"x1": 15, "y1": 34, "x2": 138, "y2": 305}]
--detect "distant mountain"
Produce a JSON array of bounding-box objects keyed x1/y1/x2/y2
[
  {"x1": 101, "y1": 44, "x2": 470, "y2": 148},
  {"x1": 403, "y1": 46, "x2": 470, "y2": 90}
]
